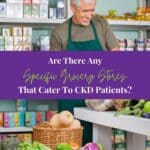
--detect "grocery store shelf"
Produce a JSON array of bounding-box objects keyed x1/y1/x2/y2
[
  {"x1": 0, "y1": 18, "x2": 67, "y2": 24},
  {"x1": 0, "y1": 18, "x2": 150, "y2": 27},
  {"x1": 107, "y1": 19, "x2": 150, "y2": 31},
  {"x1": 107, "y1": 19, "x2": 150, "y2": 26},
  {"x1": 0, "y1": 127, "x2": 33, "y2": 133},
  {"x1": 74, "y1": 108, "x2": 150, "y2": 136}
]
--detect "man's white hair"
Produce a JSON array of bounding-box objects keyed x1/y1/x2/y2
[{"x1": 71, "y1": 0, "x2": 94, "y2": 7}]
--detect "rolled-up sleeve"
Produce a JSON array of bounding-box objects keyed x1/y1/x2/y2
[
  {"x1": 50, "y1": 30, "x2": 62, "y2": 51},
  {"x1": 104, "y1": 20, "x2": 119, "y2": 50}
]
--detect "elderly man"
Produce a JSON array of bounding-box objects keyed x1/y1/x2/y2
[
  {"x1": 50, "y1": 0, "x2": 119, "y2": 50},
  {"x1": 50, "y1": 0, "x2": 119, "y2": 144}
]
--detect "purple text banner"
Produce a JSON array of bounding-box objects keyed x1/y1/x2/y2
[{"x1": 0, "y1": 51, "x2": 150, "y2": 99}]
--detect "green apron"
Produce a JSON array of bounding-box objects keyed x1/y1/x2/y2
[{"x1": 58, "y1": 18, "x2": 103, "y2": 144}]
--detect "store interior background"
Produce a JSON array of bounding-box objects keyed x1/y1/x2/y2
[{"x1": 0, "y1": 0, "x2": 149, "y2": 110}]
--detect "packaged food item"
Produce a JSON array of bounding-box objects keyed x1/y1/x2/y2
[
  {"x1": 23, "y1": 44, "x2": 32, "y2": 51},
  {"x1": 114, "y1": 129, "x2": 126, "y2": 143},
  {"x1": 40, "y1": 0, "x2": 48, "y2": 4},
  {"x1": 4, "y1": 36, "x2": 13, "y2": 46},
  {"x1": 23, "y1": 36, "x2": 32, "y2": 45},
  {"x1": 2, "y1": 28, "x2": 12, "y2": 36},
  {"x1": 146, "y1": 141, "x2": 150, "y2": 150},
  {"x1": 40, "y1": 45, "x2": 50, "y2": 51},
  {"x1": 23, "y1": 4, "x2": 32, "y2": 18},
  {"x1": 145, "y1": 39, "x2": 150, "y2": 51},
  {"x1": 0, "y1": 113, "x2": 3, "y2": 127},
  {"x1": 23, "y1": 0, "x2": 32, "y2": 4},
  {"x1": 146, "y1": 136, "x2": 150, "y2": 141},
  {"x1": 57, "y1": 0, "x2": 65, "y2": 19},
  {"x1": 25, "y1": 112, "x2": 36, "y2": 127},
  {"x1": 6, "y1": 3, "x2": 15, "y2": 18},
  {"x1": 32, "y1": 0, "x2": 40, "y2": 4},
  {"x1": 114, "y1": 143, "x2": 126, "y2": 150},
  {"x1": 4, "y1": 46, "x2": 14, "y2": 51},
  {"x1": 17, "y1": 133, "x2": 32, "y2": 143},
  {"x1": 23, "y1": 27, "x2": 32, "y2": 36},
  {"x1": 32, "y1": 4, "x2": 40, "y2": 18},
  {"x1": 145, "y1": 7, "x2": 150, "y2": 20},
  {"x1": 49, "y1": 8, "x2": 57, "y2": 19},
  {"x1": 35, "y1": 105, "x2": 49, "y2": 111},
  {"x1": 40, "y1": 36, "x2": 50, "y2": 50},
  {"x1": 14, "y1": 0, "x2": 23, "y2": 3},
  {"x1": 118, "y1": 39, "x2": 126, "y2": 51},
  {"x1": 14, "y1": 45, "x2": 23, "y2": 51},
  {"x1": 23, "y1": 36, "x2": 32, "y2": 47},
  {"x1": 14, "y1": 4, "x2": 23, "y2": 18},
  {"x1": 13, "y1": 27, "x2": 22, "y2": 36},
  {"x1": 14, "y1": 36, "x2": 23, "y2": 46},
  {"x1": 16, "y1": 99, "x2": 27, "y2": 111},
  {"x1": 14, "y1": 112, "x2": 25, "y2": 127},
  {"x1": 46, "y1": 111, "x2": 57, "y2": 121},
  {"x1": 0, "y1": 2, "x2": 6, "y2": 17},
  {"x1": 4, "y1": 112, "x2": 14, "y2": 127},
  {"x1": 0, "y1": 45, "x2": 5, "y2": 51},
  {"x1": 136, "y1": 7, "x2": 145, "y2": 20},
  {"x1": 1, "y1": 134, "x2": 8, "y2": 141},
  {"x1": 36, "y1": 112, "x2": 46, "y2": 124},
  {"x1": 40, "y1": 36, "x2": 49, "y2": 45},
  {"x1": 125, "y1": 39, "x2": 135, "y2": 51},
  {"x1": 40, "y1": 4, "x2": 48, "y2": 18},
  {"x1": 0, "y1": 36, "x2": 5, "y2": 45},
  {"x1": 6, "y1": 0, "x2": 14, "y2": 3},
  {"x1": 135, "y1": 39, "x2": 145, "y2": 51}
]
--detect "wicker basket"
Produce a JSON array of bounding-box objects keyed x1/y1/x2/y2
[{"x1": 33, "y1": 127, "x2": 83, "y2": 150}]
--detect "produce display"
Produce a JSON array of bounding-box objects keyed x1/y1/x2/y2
[
  {"x1": 79, "y1": 142, "x2": 105, "y2": 150},
  {"x1": 17, "y1": 142, "x2": 105, "y2": 150},
  {"x1": 17, "y1": 141, "x2": 52, "y2": 150},
  {"x1": 115, "y1": 100, "x2": 150, "y2": 118},
  {"x1": 49, "y1": 111, "x2": 81, "y2": 129},
  {"x1": 55, "y1": 143, "x2": 72, "y2": 150},
  {"x1": 97, "y1": 7, "x2": 150, "y2": 21},
  {"x1": 33, "y1": 111, "x2": 82, "y2": 150}
]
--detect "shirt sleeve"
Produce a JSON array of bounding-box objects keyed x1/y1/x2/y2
[
  {"x1": 103, "y1": 19, "x2": 119, "y2": 50},
  {"x1": 50, "y1": 30, "x2": 62, "y2": 51}
]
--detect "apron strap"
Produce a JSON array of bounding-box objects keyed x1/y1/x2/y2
[
  {"x1": 91, "y1": 21, "x2": 99, "y2": 41},
  {"x1": 68, "y1": 18, "x2": 72, "y2": 42},
  {"x1": 68, "y1": 18, "x2": 99, "y2": 42}
]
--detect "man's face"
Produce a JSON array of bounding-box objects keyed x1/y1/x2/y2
[{"x1": 72, "y1": 0, "x2": 96, "y2": 26}]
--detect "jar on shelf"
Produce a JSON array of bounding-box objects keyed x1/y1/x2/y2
[
  {"x1": 145, "y1": 7, "x2": 150, "y2": 20},
  {"x1": 135, "y1": 39, "x2": 145, "y2": 51},
  {"x1": 145, "y1": 39, "x2": 150, "y2": 51},
  {"x1": 136, "y1": 7, "x2": 145, "y2": 20},
  {"x1": 118, "y1": 39, "x2": 126, "y2": 51},
  {"x1": 125, "y1": 39, "x2": 135, "y2": 51}
]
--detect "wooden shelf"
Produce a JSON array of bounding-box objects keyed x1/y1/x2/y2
[
  {"x1": 0, "y1": 127, "x2": 33, "y2": 133},
  {"x1": 74, "y1": 107, "x2": 150, "y2": 136},
  {"x1": 0, "y1": 18, "x2": 67, "y2": 24},
  {"x1": 108, "y1": 20, "x2": 150, "y2": 26}
]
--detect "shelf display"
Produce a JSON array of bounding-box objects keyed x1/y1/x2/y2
[
  {"x1": 0, "y1": 0, "x2": 66, "y2": 20},
  {"x1": 0, "y1": 26, "x2": 32, "y2": 51},
  {"x1": 0, "y1": 0, "x2": 150, "y2": 150}
]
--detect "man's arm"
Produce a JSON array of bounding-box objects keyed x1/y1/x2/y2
[
  {"x1": 50, "y1": 30, "x2": 62, "y2": 51},
  {"x1": 111, "y1": 47, "x2": 120, "y2": 51},
  {"x1": 102, "y1": 18, "x2": 119, "y2": 51}
]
